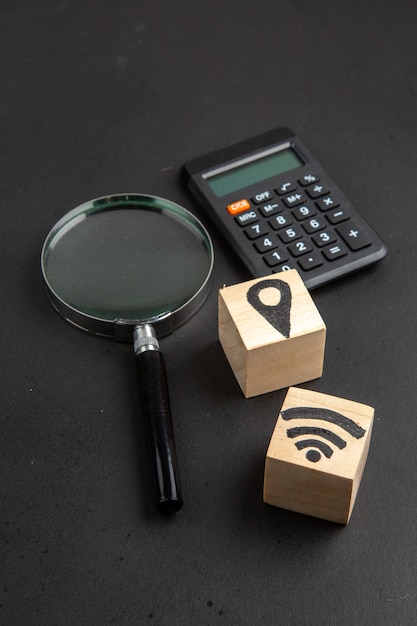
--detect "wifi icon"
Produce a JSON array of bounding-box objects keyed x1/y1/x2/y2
[
  {"x1": 264, "y1": 389, "x2": 375, "y2": 523},
  {"x1": 281, "y1": 406, "x2": 366, "y2": 463}
]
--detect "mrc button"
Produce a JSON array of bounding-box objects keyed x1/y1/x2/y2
[{"x1": 235, "y1": 210, "x2": 259, "y2": 226}]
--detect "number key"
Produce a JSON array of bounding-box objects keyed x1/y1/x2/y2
[
  {"x1": 263, "y1": 248, "x2": 289, "y2": 267},
  {"x1": 292, "y1": 204, "x2": 316, "y2": 220},
  {"x1": 254, "y1": 236, "x2": 278, "y2": 253},
  {"x1": 244, "y1": 222, "x2": 269, "y2": 240},
  {"x1": 302, "y1": 216, "x2": 326, "y2": 234},
  {"x1": 288, "y1": 239, "x2": 313, "y2": 257},
  {"x1": 312, "y1": 230, "x2": 337, "y2": 247},
  {"x1": 278, "y1": 225, "x2": 303, "y2": 243},
  {"x1": 268, "y1": 213, "x2": 292, "y2": 230}
]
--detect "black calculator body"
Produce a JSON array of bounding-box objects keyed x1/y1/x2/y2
[{"x1": 182, "y1": 127, "x2": 386, "y2": 289}]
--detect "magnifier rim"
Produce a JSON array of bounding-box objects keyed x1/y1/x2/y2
[{"x1": 41, "y1": 193, "x2": 214, "y2": 341}]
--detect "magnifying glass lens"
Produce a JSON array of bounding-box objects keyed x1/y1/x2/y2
[{"x1": 44, "y1": 206, "x2": 212, "y2": 322}]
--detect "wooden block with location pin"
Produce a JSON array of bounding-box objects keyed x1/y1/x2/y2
[
  {"x1": 218, "y1": 269, "x2": 326, "y2": 397},
  {"x1": 263, "y1": 387, "x2": 375, "y2": 524}
]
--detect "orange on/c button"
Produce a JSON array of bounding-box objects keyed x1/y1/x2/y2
[{"x1": 227, "y1": 199, "x2": 251, "y2": 215}]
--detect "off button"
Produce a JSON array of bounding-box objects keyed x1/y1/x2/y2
[{"x1": 252, "y1": 190, "x2": 273, "y2": 204}]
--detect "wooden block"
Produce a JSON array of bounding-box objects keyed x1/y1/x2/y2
[
  {"x1": 263, "y1": 387, "x2": 375, "y2": 524},
  {"x1": 218, "y1": 270, "x2": 326, "y2": 397}
]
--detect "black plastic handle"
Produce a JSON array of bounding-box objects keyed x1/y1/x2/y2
[{"x1": 135, "y1": 349, "x2": 183, "y2": 514}]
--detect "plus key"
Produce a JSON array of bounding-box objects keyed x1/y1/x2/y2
[{"x1": 336, "y1": 220, "x2": 371, "y2": 251}]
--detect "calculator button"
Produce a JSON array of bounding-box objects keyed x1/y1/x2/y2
[
  {"x1": 268, "y1": 214, "x2": 292, "y2": 230},
  {"x1": 306, "y1": 183, "x2": 330, "y2": 198},
  {"x1": 283, "y1": 192, "x2": 306, "y2": 208},
  {"x1": 252, "y1": 190, "x2": 274, "y2": 204},
  {"x1": 298, "y1": 253, "x2": 324, "y2": 271},
  {"x1": 316, "y1": 195, "x2": 340, "y2": 211},
  {"x1": 278, "y1": 226, "x2": 303, "y2": 243},
  {"x1": 227, "y1": 198, "x2": 251, "y2": 215},
  {"x1": 292, "y1": 204, "x2": 316, "y2": 221},
  {"x1": 312, "y1": 230, "x2": 337, "y2": 247},
  {"x1": 259, "y1": 202, "x2": 280, "y2": 217},
  {"x1": 326, "y1": 208, "x2": 350, "y2": 224},
  {"x1": 303, "y1": 217, "x2": 326, "y2": 234},
  {"x1": 278, "y1": 264, "x2": 296, "y2": 273},
  {"x1": 276, "y1": 181, "x2": 296, "y2": 195},
  {"x1": 244, "y1": 222, "x2": 269, "y2": 240},
  {"x1": 298, "y1": 173, "x2": 320, "y2": 186},
  {"x1": 235, "y1": 210, "x2": 259, "y2": 226},
  {"x1": 336, "y1": 221, "x2": 372, "y2": 251},
  {"x1": 288, "y1": 239, "x2": 313, "y2": 257},
  {"x1": 254, "y1": 236, "x2": 278, "y2": 253},
  {"x1": 263, "y1": 248, "x2": 289, "y2": 267},
  {"x1": 322, "y1": 242, "x2": 348, "y2": 261}
]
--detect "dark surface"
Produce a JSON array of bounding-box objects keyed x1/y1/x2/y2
[{"x1": 2, "y1": 2, "x2": 417, "y2": 624}]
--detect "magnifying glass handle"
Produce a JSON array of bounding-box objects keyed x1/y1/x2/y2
[{"x1": 134, "y1": 325, "x2": 183, "y2": 514}]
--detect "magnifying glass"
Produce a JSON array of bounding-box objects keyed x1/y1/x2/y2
[{"x1": 41, "y1": 194, "x2": 214, "y2": 514}]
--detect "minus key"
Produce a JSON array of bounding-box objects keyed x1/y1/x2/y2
[{"x1": 326, "y1": 208, "x2": 350, "y2": 224}]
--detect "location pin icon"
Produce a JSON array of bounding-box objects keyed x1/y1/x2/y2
[{"x1": 246, "y1": 278, "x2": 292, "y2": 338}]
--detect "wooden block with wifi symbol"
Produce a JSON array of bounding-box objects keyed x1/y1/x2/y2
[{"x1": 263, "y1": 386, "x2": 375, "y2": 524}]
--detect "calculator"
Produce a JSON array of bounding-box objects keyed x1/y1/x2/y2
[{"x1": 182, "y1": 127, "x2": 386, "y2": 289}]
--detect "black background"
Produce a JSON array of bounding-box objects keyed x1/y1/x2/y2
[{"x1": 2, "y1": 1, "x2": 417, "y2": 624}]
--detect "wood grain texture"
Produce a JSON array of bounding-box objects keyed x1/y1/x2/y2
[
  {"x1": 263, "y1": 387, "x2": 375, "y2": 524},
  {"x1": 218, "y1": 270, "x2": 326, "y2": 397}
]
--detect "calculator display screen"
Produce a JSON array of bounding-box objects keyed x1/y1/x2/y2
[{"x1": 205, "y1": 147, "x2": 303, "y2": 197}]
